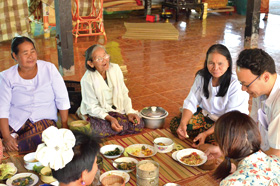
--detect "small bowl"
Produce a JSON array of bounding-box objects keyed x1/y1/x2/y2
[
  {"x1": 69, "y1": 120, "x2": 91, "y2": 133},
  {"x1": 40, "y1": 166, "x2": 57, "y2": 183},
  {"x1": 100, "y1": 144, "x2": 124, "y2": 159},
  {"x1": 101, "y1": 175, "x2": 125, "y2": 186},
  {"x1": 153, "y1": 137, "x2": 174, "y2": 153},
  {"x1": 23, "y1": 152, "x2": 42, "y2": 170}
]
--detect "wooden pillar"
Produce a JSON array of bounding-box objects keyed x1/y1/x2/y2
[
  {"x1": 244, "y1": 0, "x2": 261, "y2": 48},
  {"x1": 54, "y1": 0, "x2": 75, "y2": 76},
  {"x1": 145, "y1": 0, "x2": 152, "y2": 15}
]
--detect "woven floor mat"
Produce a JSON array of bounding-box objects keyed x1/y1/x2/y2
[
  {"x1": 123, "y1": 22, "x2": 179, "y2": 40},
  {"x1": 101, "y1": 128, "x2": 213, "y2": 185}
]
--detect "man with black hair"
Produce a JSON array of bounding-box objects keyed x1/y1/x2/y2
[{"x1": 236, "y1": 48, "x2": 280, "y2": 157}]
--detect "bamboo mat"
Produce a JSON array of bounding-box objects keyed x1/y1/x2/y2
[
  {"x1": 123, "y1": 22, "x2": 179, "y2": 40},
  {"x1": 101, "y1": 128, "x2": 212, "y2": 186}
]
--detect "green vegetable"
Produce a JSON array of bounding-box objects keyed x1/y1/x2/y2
[
  {"x1": 12, "y1": 175, "x2": 34, "y2": 186},
  {"x1": 104, "y1": 147, "x2": 121, "y2": 156},
  {"x1": 0, "y1": 163, "x2": 16, "y2": 180},
  {"x1": 134, "y1": 119, "x2": 138, "y2": 124},
  {"x1": 33, "y1": 165, "x2": 44, "y2": 174}
]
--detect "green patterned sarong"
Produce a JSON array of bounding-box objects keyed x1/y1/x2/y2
[{"x1": 170, "y1": 107, "x2": 215, "y2": 143}]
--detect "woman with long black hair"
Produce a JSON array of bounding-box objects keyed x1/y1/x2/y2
[{"x1": 170, "y1": 44, "x2": 249, "y2": 147}]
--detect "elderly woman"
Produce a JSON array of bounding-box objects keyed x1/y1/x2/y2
[
  {"x1": 78, "y1": 44, "x2": 144, "y2": 137},
  {"x1": 0, "y1": 36, "x2": 70, "y2": 154},
  {"x1": 170, "y1": 44, "x2": 249, "y2": 147},
  {"x1": 206, "y1": 111, "x2": 280, "y2": 185}
]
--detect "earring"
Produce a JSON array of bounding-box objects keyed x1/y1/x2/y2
[{"x1": 81, "y1": 181, "x2": 86, "y2": 185}]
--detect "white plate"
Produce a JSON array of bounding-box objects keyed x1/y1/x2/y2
[
  {"x1": 113, "y1": 157, "x2": 138, "y2": 173},
  {"x1": 100, "y1": 170, "x2": 130, "y2": 183},
  {"x1": 176, "y1": 148, "x2": 207, "y2": 167},
  {"x1": 0, "y1": 162, "x2": 17, "y2": 180},
  {"x1": 100, "y1": 144, "x2": 124, "y2": 159},
  {"x1": 126, "y1": 144, "x2": 157, "y2": 158},
  {"x1": 172, "y1": 151, "x2": 179, "y2": 161},
  {"x1": 6, "y1": 173, "x2": 39, "y2": 186}
]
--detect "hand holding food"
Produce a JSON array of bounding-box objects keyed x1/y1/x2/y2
[{"x1": 128, "y1": 113, "x2": 140, "y2": 125}]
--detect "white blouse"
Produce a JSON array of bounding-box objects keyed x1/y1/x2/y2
[
  {"x1": 0, "y1": 60, "x2": 70, "y2": 131},
  {"x1": 183, "y1": 74, "x2": 249, "y2": 118},
  {"x1": 80, "y1": 63, "x2": 136, "y2": 120}
]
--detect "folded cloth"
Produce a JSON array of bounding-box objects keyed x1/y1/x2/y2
[
  {"x1": 202, "y1": 109, "x2": 218, "y2": 122},
  {"x1": 35, "y1": 126, "x2": 76, "y2": 170}
]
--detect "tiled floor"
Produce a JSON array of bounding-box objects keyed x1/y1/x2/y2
[{"x1": 0, "y1": 10, "x2": 280, "y2": 129}]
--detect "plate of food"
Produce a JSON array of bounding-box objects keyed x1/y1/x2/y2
[
  {"x1": 0, "y1": 162, "x2": 17, "y2": 180},
  {"x1": 113, "y1": 157, "x2": 138, "y2": 173},
  {"x1": 100, "y1": 144, "x2": 124, "y2": 159},
  {"x1": 6, "y1": 173, "x2": 39, "y2": 186},
  {"x1": 176, "y1": 148, "x2": 207, "y2": 167},
  {"x1": 126, "y1": 144, "x2": 156, "y2": 158},
  {"x1": 100, "y1": 170, "x2": 130, "y2": 183}
]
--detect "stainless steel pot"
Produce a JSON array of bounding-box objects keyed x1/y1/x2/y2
[{"x1": 140, "y1": 106, "x2": 168, "y2": 129}]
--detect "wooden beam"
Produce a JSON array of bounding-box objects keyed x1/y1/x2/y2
[
  {"x1": 244, "y1": 0, "x2": 261, "y2": 48},
  {"x1": 145, "y1": 0, "x2": 152, "y2": 15},
  {"x1": 54, "y1": 0, "x2": 75, "y2": 76}
]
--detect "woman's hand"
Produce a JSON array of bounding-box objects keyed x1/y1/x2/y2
[
  {"x1": 176, "y1": 123, "x2": 188, "y2": 140},
  {"x1": 204, "y1": 145, "x2": 223, "y2": 160},
  {"x1": 192, "y1": 132, "x2": 207, "y2": 148},
  {"x1": 110, "y1": 117, "x2": 123, "y2": 132},
  {"x1": 127, "y1": 113, "x2": 140, "y2": 125},
  {"x1": 3, "y1": 135, "x2": 18, "y2": 151}
]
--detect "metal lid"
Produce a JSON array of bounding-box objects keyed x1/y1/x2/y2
[{"x1": 141, "y1": 106, "x2": 167, "y2": 118}]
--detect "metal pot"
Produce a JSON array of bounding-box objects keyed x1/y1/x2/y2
[
  {"x1": 136, "y1": 160, "x2": 159, "y2": 186},
  {"x1": 140, "y1": 106, "x2": 168, "y2": 129}
]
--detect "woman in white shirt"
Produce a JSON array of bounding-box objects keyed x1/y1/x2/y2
[
  {"x1": 170, "y1": 44, "x2": 249, "y2": 147},
  {"x1": 79, "y1": 44, "x2": 144, "y2": 137},
  {"x1": 0, "y1": 36, "x2": 70, "y2": 154}
]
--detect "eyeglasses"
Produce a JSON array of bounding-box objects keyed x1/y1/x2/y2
[
  {"x1": 94, "y1": 54, "x2": 110, "y2": 63},
  {"x1": 240, "y1": 75, "x2": 260, "y2": 88}
]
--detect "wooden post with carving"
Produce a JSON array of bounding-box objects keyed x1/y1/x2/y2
[
  {"x1": 244, "y1": 0, "x2": 261, "y2": 48},
  {"x1": 54, "y1": 0, "x2": 75, "y2": 76}
]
